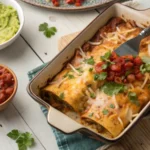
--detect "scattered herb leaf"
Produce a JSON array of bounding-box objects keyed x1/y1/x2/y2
[
  {"x1": 140, "y1": 64, "x2": 150, "y2": 73},
  {"x1": 141, "y1": 56, "x2": 150, "y2": 64},
  {"x1": 76, "y1": 68, "x2": 84, "y2": 73},
  {"x1": 101, "y1": 82, "x2": 125, "y2": 96},
  {"x1": 39, "y1": 23, "x2": 57, "y2": 38},
  {"x1": 109, "y1": 104, "x2": 115, "y2": 109},
  {"x1": 7, "y1": 130, "x2": 20, "y2": 140},
  {"x1": 68, "y1": 74, "x2": 75, "y2": 79},
  {"x1": 125, "y1": 70, "x2": 132, "y2": 76},
  {"x1": 84, "y1": 57, "x2": 95, "y2": 65},
  {"x1": 94, "y1": 72, "x2": 107, "y2": 81},
  {"x1": 100, "y1": 51, "x2": 111, "y2": 61},
  {"x1": 7, "y1": 130, "x2": 34, "y2": 150},
  {"x1": 59, "y1": 92, "x2": 64, "y2": 99},
  {"x1": 89, "y1": 68, "x2": 93, "y2": 72},
  {"x1": 102, "y1": 109, "x2": 109, "y2": 115},
  {"x1": 88, "y1": 112, "x2": 94, "y2": 117},
  {"x1": 128, "y1": 92, "x2": 140, "y2": 106},
  {"x1": 39, "y1": 22, "x2": 48, "y2": 31},
  {"x1": 101, "y1": 63, "x2": 108, "y2": 70},
  {"x1": 90, "y1": 93, "x2": 96, "y2": 99}
]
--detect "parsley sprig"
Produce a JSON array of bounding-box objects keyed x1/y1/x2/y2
[
  {"x1": 84, "y1": 57, "x2": 95, "y2": 65},
  {"x1": 39, "y1": 22, "x2": 57, "y2": 38},
  {"x1": 7, "y1": 130, "x2": 34, "y2": 150}
]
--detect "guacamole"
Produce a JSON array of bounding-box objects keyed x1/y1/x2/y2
[{"x1": 0, "y1": 3, "x2": 20, "y2": 44}]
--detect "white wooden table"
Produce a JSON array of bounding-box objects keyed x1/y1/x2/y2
[{"x1": 0, "y1": 0, "x2": 150, "y2": 150}]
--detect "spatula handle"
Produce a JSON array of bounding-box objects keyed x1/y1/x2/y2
[{"x1": 139, "y1": 26, "x2": 150, "y2": 38}]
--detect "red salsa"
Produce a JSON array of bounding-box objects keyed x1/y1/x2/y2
[
  {"x1": 95, "y1": 52, "x2": 144, "y2": 84},
  {"x1": 0, "y1": 66, "x2": 15, "y2": 104}
]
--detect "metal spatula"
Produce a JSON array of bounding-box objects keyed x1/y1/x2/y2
[{"x1": 115, "y1": 27, "x2": 150, "y2": 56}]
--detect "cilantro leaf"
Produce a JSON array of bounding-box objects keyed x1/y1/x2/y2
[
  {"x1": 140, "y1": 64, "x2": 150, "y2": 73},
  {"x1": 101, "y1": 63, "x2": 108, "y2": 70},
  {"x1": 7, "y1": 130, "x2": 20, "y2": 140},
  {"x1": 39, "y1": 22, "x2": 57, "y2": 38},
  {"x1": 59, "y1": 92, "x2": 64, "y2": 99},
  {"x1": 89, "y1": 68, "x2": 93, "y2": 72},
  {"x1": 64, "y1": 73, "x2": 74, "y2": 79},
  {"x1": 102, "y1": 109, "x2": 109, "y2": 115},
  {"x1": 84, "y1": 57, "x2": 95, "y2": 65},
  {"x1": 100, "y1": 51, "x2": 111, "y2": 61},
  {"x1": 109, "y1": 104, "x2": 115, "y2": 109},
  {"x1": 7, "y1": 130, "x2": 34, "y2": 150},
  {"x1": 101, "y1": 82, "x2": 125, "y2": 96},
  {"x1": 76, "y1": 68, "x2": 83, "y2": 73},
  {"x1": 94, "y1": 72, "x2": 107, "y2": 81},
  {"x1": 90, "y1": 93, "x2": 96, "y2": 99},
  {"x1": 88, "y1": 112, "x2": 94, "y2": 117},
  {"x1": 128, "y1": 92, "x2": 140, "y2": 106},
  {"x1": 39, "y1": 23, "x2": 48, "y2": 31},
  {"x1": 141, "y1": 56, "x2": 150, "y2": 64}
]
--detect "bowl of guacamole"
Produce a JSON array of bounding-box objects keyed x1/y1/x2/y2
[{"x1": 0, "y1": 0, "x2": 24, "y2": 50}]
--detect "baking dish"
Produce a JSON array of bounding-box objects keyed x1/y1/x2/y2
[{"x1": 27, "y1": 3, "x2": 150, "y2": 143}]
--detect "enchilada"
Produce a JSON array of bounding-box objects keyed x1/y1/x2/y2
[{"x1": 41, "y1": 17, "x2": 150, "y2": 138}]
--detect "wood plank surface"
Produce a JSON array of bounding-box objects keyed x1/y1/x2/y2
[
  {"x1": 58, "y1": 31, "x2": 150, "y2": 150},
  {"x1": 0, "y1": 36, "x2": 58, "y2": 150},
  {"x1": 17, "y1": 0, "x2": 99, "y2": 63}
]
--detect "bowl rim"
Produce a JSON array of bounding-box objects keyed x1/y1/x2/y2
[
  {"x1": 0, "y1": 0, "x2": 24, "y2": 46},
  {"x1": 0, "y1": 64, "x2": 18, "y2": 106}
]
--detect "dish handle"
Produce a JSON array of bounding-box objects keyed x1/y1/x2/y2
[{"x1": 47, "y1": 107, "x2": 83, "y2": 133}]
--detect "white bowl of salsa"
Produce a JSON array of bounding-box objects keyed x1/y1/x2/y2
[{"x1": 0, "y1": 0, "x2": 24, "y2": 50}]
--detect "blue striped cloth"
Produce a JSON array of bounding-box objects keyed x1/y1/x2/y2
[{"x1": 28, "y1": 63, "x2": 105, "y2": 150}]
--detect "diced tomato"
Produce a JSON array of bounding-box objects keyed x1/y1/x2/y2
[
  {"x1": 110, "y1": 52, "x2": 118, "y2": 60},
  {"x1": 95, "y1": 62, "x2": 106, "y2": 73},
  {"x1": 110, "y1": 64, "x2": 121, "y2": 72},
  {"x1": 127, "y1": 74, "x2": 135, "y2": 83},
  {"x1": 134, "y1": 56, "x2": 143, "y2": 66},
  {"x1": 135, "y1": 72, "x2": 144, "y2": 80},
  {"x1": 124, "y1": 62, "x2": 133, "y2": 70}
]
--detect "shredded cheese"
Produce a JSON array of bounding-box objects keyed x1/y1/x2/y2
[
  {"x1": 126, "y1": 107, "x2": 133, "y2": 123},
  {"x1": 113, "y1": 95, "x2": 119, "y2": 109},
  {"x1": 117, "y1": 33, "x2": 127, "y2": 40},
  {"x1": 68, "y1": 63, "x2": 81, "y2": 75},
  {"x1": 88, "y1": 41, "x2": 102, "y2": 46},
  {"x1": 118, "y1": 117, "x2": 124, "y2": 128},
  {"x1": 57, "y1": 77, "x2": 68, "y2": 88},
  {"x1": 88, "y1": 87, "x2": 94, "y2": 94},
  {"x1": 79, "y1": 47, "x2": 86, "y2": 58},
  {"x1": 116, "y1": 26, "x2": 121, "y2": 32},
  {"x1": 141, "y1": 73, "x2": 149, "y2": 88},
  {"x1": 119, "y1": 28, "x2": 137, "y2": 34}
]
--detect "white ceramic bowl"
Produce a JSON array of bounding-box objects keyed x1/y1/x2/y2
[{"x1": 0, "y1": 0, "x2": 24, "y2": 50}]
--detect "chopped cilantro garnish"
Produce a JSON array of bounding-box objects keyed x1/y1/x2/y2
[
  {"x1": 90, "y1": 93, "x2": 96, "y2": 99},
  {"x1": 125, "y1": 70, "x2": 132, "y2": 76},
  {"x1": 101, "y1": 82, "x2": 125, "y2": 96},
  {"x1": 101, "y1": 63, "x2": 108, "y2": 70},
  {"x1": 84, "y1": 57, "x2": 95, "y2": 65},
  {"x1": 63, "y1": 73, "x2": 74, "y2": 79},
  {"x1": 128, "y1": 92, "x2": 140, "y2": 106},
  {"x1": 109, "y1": 104, "x2": 115, "y2": 109},
  {"x1": 76, "y1": 68, "x2": 84, "y2": 73},
  {"x1": 141, "y1": 56, "x2": 150, "y2": 64},
  {"x1": 89, "y1": 68, "x2": 93, "y2": 72},
  {"x1": 88, "y1": 112, "x2": 94, "y2": 117},
  {"x1": 100, "y1": 51, "x2": 111, "y2": 61},
  {"x1": 140, "y1": 64, "x2": 150, "y2": 74},
  {"x1": 59, "y1": 92, "x2": 64, "y2": 99},
  {"x1": 94, "y1": 72, "x2": 107, "y2": 81},
  {"x1": 148, "y1": 84, "x2": 150, "y2": 89},
  {"x1": 102, "y1": 109, "x2": 109, "y2": 115},
  {"x1": 68, "y1": 74, "x2": 75, "y2": 79}
]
